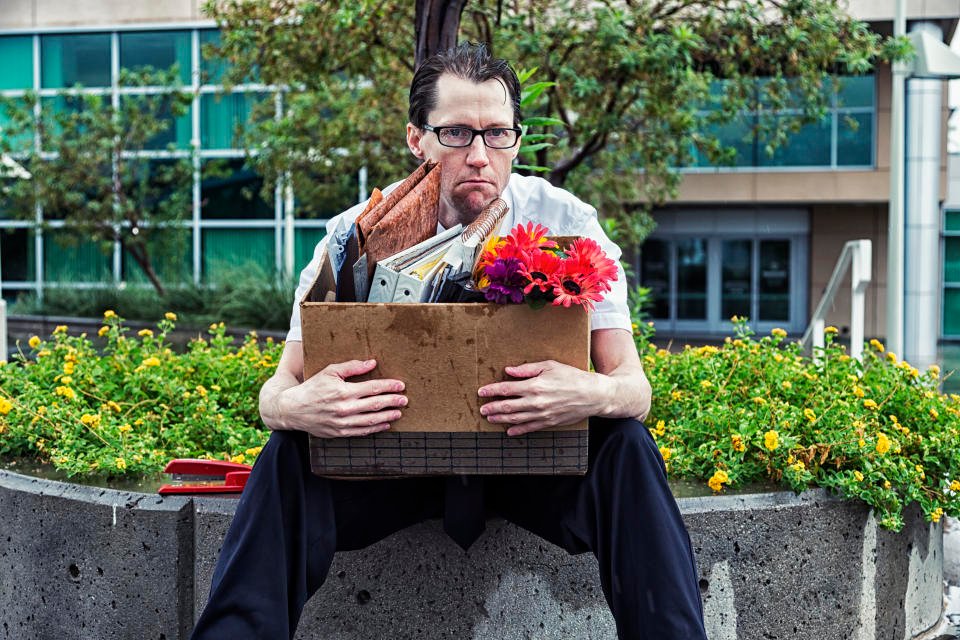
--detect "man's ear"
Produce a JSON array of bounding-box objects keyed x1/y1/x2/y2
[{"x1": 406, "y1": 123, "x2": 425, "y2": 160}]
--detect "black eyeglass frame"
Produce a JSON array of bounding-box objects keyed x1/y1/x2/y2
[{"x1": 420, "y1": 123, "x2": 522, "y2": 149}]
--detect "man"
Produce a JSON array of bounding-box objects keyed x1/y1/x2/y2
[{"x1": 192, "y1": 43, "x2": 707, "y2": 640}]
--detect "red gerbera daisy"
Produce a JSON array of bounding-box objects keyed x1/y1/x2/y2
[
  {"x1": 564, "y1": 237, "x2": 618, "y2": 292},
  {"x1": 521, "y1": 248, "x2": 562, "y2": 295},
  {"x1": 550, "y1": 260, "x2": 606, "y2": 311},
  {"x1": 503, "y1": 222, "x2": 558, "y2": 254}
]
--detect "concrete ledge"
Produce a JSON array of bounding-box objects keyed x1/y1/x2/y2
[{"x1": 0, "y1": 470, "x2": 944, "y2": 639}]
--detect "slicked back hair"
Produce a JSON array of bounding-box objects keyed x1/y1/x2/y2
[{"x1": 408, "y1": 42, "x2": 522, "y2": 129}]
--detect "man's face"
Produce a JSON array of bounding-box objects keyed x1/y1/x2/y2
[{"x1": 406, "y1": 73, "x2": 519, "y2": 227}]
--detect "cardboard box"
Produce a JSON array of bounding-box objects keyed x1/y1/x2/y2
[{"x1": 300, "y1": 299, "x2": 591, "y2": 476}]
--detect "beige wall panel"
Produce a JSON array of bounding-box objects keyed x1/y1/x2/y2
[
  {"x1": 9, "y1": 0, "x2": 203, "y2": 28},
  {"x1": 0, "y1": 1, "x2": 36, "y2": 29},
  {"x1": 809, "y1": 204, "x2": 888, "y2": 338},
  {"x1": 673, "y1": 173, "x2": 757, "y2": 202},
  {"x1": 847, "y1": 0, "x2": 960, "y2": 20},
  {"x1": 674, "y1": 171, "x2": 894, "y2": 205},
  {"x1": 877, "y1": 109, "x2": 891, "y2": 171}
]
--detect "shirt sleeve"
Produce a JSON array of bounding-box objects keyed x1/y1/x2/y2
[
  {"x1": 285, "y1": 234, "x2": 330, "y2": 343},
  {"x1": 577, "y1": 214, "x2": 633, "y2": 332}
]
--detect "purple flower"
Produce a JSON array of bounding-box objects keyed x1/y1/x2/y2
[{"x1": 484, "y1": 257, "x2": 526, "y2": 304}]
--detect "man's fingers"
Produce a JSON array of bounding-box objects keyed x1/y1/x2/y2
[
  {"x1": 504, "y1": 361, "x2": 551, "y2": 378},
  {"x1": 506, "y1": 422, "x2": 550, "y2": 436},
  {"x1": 478, "y1": 379, "x2": 530, "y2": 398},
  {"x1": 349, "y1": 393, "x2": 408, "y2": 414},
  {"x1": 349, "y1": 378, "x2": 406, "y2": 398},
  {"x1": 322, "y1": 359, "x2": 378, "y2": 380}
]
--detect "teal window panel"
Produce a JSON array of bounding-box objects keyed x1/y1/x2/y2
[
  {"x1": 692, "y1": 115, "x2": 757, "y2": 167},
  {"x1": 40, "y1": 94, "x2": 106, "y2": 149},
  {"x1": 0, "y1": 97, "x2": 34, "y2": 154},
  {"x1": 945, "y1": 237, "x2": 960, "y2": 283},
  {"x1": 639, "y1": 238, "x2": 670, "y2": 320},
  {"x1": 758, "y1": 116, "x2": 831, "y2": 167},
  {"x1": 0, "y1": 36, "x2": 33, "y2": 90},
  {"x1": 201, "y1": 158, "x2": 273, "y2": 219},
  {"x1": 41, "y1": 33, "x2": 110, "y2": 88},
  {"x1": 758, "y1": 240, "x2": 790, "y2": 322},
  {"x1": 945, "y1": 211, "x2": 960, "y2": 233},
  {"x1": 836, "y1": 113, "x2": 873, "y2": 166},
  {"x1": 199, "y1": 29, "x2": 258, "y2": 86},
  {"x1": 202, "y1": 227, "x2": 274, "y2": 282},
  {"x1": 121, "y1": 227, "x2": 192, "y2": 285},
  {"x1": 677, "y1": 238, "x2": 707, "y2": 320},
  {"x1": 834, "y1": 75, "x2": 875, "y2": 108},
  {"x1": 200, "y1": 92, "x2": 263, "y2": 149},
  {"x1": 294, "y1": 228, "x2": 327, "y2": 272},
  {"x1": 120, "y1": 95, "x2": 193, "y2": 150},
  {"x1": 944, "y1": 287, "x2": 960, "y2": 336},
  {"x1": 43, "y1": 231, "x2": 112, "y2": 282},
  {"x1": 0, "y1": 227, "x2": 35, "y2": 281},
  {"x1": 721, "y1": 239, "x2": 752, "y2": 320},
  {"x1": 119, "y1": 30, "x2": 191, "y2": 85}
]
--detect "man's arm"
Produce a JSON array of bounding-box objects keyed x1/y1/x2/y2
[
  {"x1": 259, "y1": 341, "x2": 409, "y2": 438},
  {"x1": 477, "y1": 328, "x2": 651, "y2": 436}
]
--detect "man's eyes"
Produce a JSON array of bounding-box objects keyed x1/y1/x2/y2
[
  {"x1": 443, "y1": 128, "x2": 470, "y2": 138},
  {"x1": 487, "y1": 128, "x2": 509, "y2": 137}
]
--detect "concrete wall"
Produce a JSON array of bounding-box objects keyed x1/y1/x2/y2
[
  {"x1": 0, "y1": 470, "x2": 944, "y2": 640},
  {"x1": 0, "y1": 1, "x2": 207, "y2": 29}
]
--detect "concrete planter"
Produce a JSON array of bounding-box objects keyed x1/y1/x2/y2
[{"x1": 0, "y1": 470, "x2": 943, "y2": 639}]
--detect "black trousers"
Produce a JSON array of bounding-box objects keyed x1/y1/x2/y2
[{"x1": 190, "y1": 418, "x2": 708, "y2": 640}]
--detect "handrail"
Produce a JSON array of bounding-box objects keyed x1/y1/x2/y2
[{"x1": 800, "y1": 239, "x2": 872, "y2": 362}]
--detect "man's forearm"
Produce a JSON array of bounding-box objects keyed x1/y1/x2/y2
[
  {"x1": 595, "y1": 366, "x2": 652, "y2": 421},
  {"x1": 259, "y1": 370, "x2": 301, "y2": 431}
]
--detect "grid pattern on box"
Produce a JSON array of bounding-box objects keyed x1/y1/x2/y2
[{"x1": 309, "y1": 431, "x2": 589, "y2": 476}]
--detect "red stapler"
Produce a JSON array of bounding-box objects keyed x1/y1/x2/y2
[{"x1": 158, "y1": 459, "x2": 252, "y2": 495}]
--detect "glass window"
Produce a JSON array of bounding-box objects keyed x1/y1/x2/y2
[
  {"x1": 722, "y1": 239, "x2": 752, "y2": 320},
  {"x1": 43, "y1": 230, "x2": 112, "y2": 282},
  {"x1": 835, "y1": 75, "x2": 874, "y2": 108},
  {"x1": 202, "y1": 228, "x2": 274, "y2": 282},
  {"x1": 0, "y1": 227, "x2": 35, "y2": 281},
  {"x1": 41, "y1": 33, "x2": 111, "y2": 88},
  {"x1": 201, "y1": 93, "x2": 263, "y2": 149},
  {"x1": 0, "y1": 97, "x2": 34, "y2": 154},
  {"x1": 201, "y1": 159, "x2": 273, "y2": 219},
  {"x1": 692, "y1": 115, "x2": 756, "y2": 167},
  {"x1": 294, "y1": 228, "x2": 326, "y2": 273},
  {"x1": 121, "y1": 227, "x2": 192, "y2": 285},
  {"x1": 836, "y1": 113, "x2": 872, "y2": 166},
  {"x1": 0, "y1": 36, "x2": 34, "y2": 90},
  {"x1": 758, "y1": 116, "x2": 832, "y2": 167},
  {"x1": 946, "y1": 237, "x2": 960, "y2": 283},
  {"x1": 640, "y1": 239, "x2": 670, "y2": 319},
  {"x1": 199, "y1": 30, "x2": 226, "y2": 85},
  {"x1": 120, "y1": 95, "x2": 193, "y2": 150},
  {"x1": 945, "y1": 211, "x2": 960, "y2": 233},
  {"x1": 677, "y1": 238, "x2": 706, "y2": 320},
  {"x1": 758, "y1": 240, "x2": 790, "y2": 322},
  {"x1": 119, "y1": 30, "x2": 191, "y2": 85},
  {"x1": 944, "y1": 287, "x2": 960, "y2": 336}
]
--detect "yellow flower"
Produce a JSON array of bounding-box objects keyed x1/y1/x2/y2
[
  {"x1": 932, "y1": 508, "x2": 944, "y2": 524},
  {"x1": 106, "y1": 401, "x2": 121, "y2": 413},
  {"x1": 870, "y1": 338, "x2": 885, "y2": 352},
  {"x1": 36, "y1": 350, "x2": 50, "y2": 358},
  {"x1": 53, "y1": 325, "x2": 68, "y2": 334},
  {"x1": 115, "y1": 457, "x2": 127, "y2": 470},
  {"x1": 209, "y1": 323, "x2": 219, "y2": 331},
  {"x1": 103, "y1": 309, "x2": 117, "y2": 319},
  {"x1": 929, "y1": 364, "x2": 941, "y2": 378},
  {"x1": 700, "y1": 379, "x2": 713, "y2": 389},
  {"x1": 764, "y1": 430, "x2": 780, "y2": 451},
  {"x1": 803, "y1": 408, "x2": 816, "y2": 422},
  {"x1": 55, "y1": 386, "x2": 76, "y2": 400},
  {"x1": 28, "y1": 336, "x2": 41, "y2": 349},
  {"x1": 789, "y1": 461, "x2": 805, "y2": 473},
  {"x1": 824, "y1": 326, "x2": 839, "y2": 334},
  {"x1": 59, "y1": 376, "x2": 73, "y2": 385},
  {"x1": 853, "y1": 386, "x2": 865, "y2": 398},
  {"x1": 141, "y1": 356, "x2": 161, "y2": 367},
  {"x1": 876, "y1": 432, "x2": 891, "y2": 455},
  {"x1": 138, "y1": 329, "x2": 154, "y2": 338},
  {"x1": 883, "y1": 480, "x2": 892, "y2": 489},
  {"x1": 863, "y1": 399, "x2": 878, "y2": 410},
  {"x1": 886, "y1": 352, "x2": 897, "y2": 363},
  {"x1": 858, "y1": 438, "x2": 866, "y2": 448},
  {"x1": 731, "y1": 435, "x2": 745, "y2": 452},
  {"x1": 708, "y1": 469, "x2": 730, "y2": 493},
  {"x1": 244, "y1": 446, "x2": 263, "y2": 457},
  {"x1": 37, "y1": 406, "x2": 46, "y2": 415},
  {"x1": 63, "y1": 362, "x2": 75, "y2": 375},
  {"x1": 654, "y1": 420, "x2": 666, "y2": 437},
  {"x1": 230, "y1": 454, "x2": 246, "y2": 465},
  {"x1": 773, "y1": 353, "x2": 783, "y2": 362},
  {"x1": 659, "y1": 446, "x2": 672, "y2": 461},
  {"x1": 196, "y1": 385, "x2": 208, "y2": 397},
  {"x1": 80, "y1": 413, "x2": 101, "y2": 428},
  {"x1": 98, "y1": 326, "x2": 110, "y2": 337},
  {"x1": 730, "y1": 315, "x2": 739, "y2": 323},
  {"x1": 950, "y1": 480, "x2": 960, "y2": 492},
  {"x1": 752, "y1": 396, "x2": 766, "y2": 405},
  {"x1": 781, "y1": 380, "x2": 792, "y2": 390},
  {"x1": 165, "y1": 312, "x2": 177, "y2": 321},
  {"x1": 670, "y1": 390, "x2": 682, "y2": 401},
  {"x1": 0, "y1": 397, "x2": 12, "y2": 415},
  {"x1": 771, "y1": 328, "x2": 787, "y2": 338},
  {"x1": 211, "y1": 384, "x2": 222, "y2": 392},
  {"x1": 118, "y1": 423, "x2": 133, "y2": 433},
  {"x1": 930, "y1": 408, "x2": 939, "y2": 420},
  {"x1": 854, "y1": 471, "x2": 864, "y2": 482}
]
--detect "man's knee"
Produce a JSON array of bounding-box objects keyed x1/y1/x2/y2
[{"x1": 590, "y1": 417, "x2": 662, "y2": 467}]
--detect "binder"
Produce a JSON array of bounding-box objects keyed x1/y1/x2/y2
[{"x1": 366, "y1": 225, "x2": 463, "y2": 303}]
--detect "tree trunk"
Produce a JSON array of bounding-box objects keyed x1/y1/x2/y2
[
  {"x1": 414, "y1": 0, "x2": 468, "y2": 67},
  {"x1": 122, "y1": 240, "x2": 166, "y2": 297}
]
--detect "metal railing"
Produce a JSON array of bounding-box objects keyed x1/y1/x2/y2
[{"x1": 801, "y1": 239, "x2": 872, "y2": 362}]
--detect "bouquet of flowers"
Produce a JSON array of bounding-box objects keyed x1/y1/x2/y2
[{"x1": 473, "y1": 222, "x2": 618, "y2": 310}]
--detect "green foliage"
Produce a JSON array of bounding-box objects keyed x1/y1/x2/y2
[
  {"x1": 0, "y1": 314, "x2": 280, "y2": 477},
  {"x1": 635, "y1": 318, "x2": 958, "y2": 531},
  {"x1": 0, "y1": 69, "x2": 196, "y2": 295},
  {"x1": 204, "y1": 0, "x2": 906, "y2": 246}
]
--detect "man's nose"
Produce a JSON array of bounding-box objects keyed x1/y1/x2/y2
[{"x1": 465, "y1": 134, "x2": 490, "y2": 167}]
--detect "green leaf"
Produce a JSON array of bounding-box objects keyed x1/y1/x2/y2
[
  {"x1": 521, "y1": 116, "x2": 566, "y2": 128},
  {"x1": 512, "y1": 163, "x2": 551, "y2": 173},
  {"x1": 519, "y1": 142, "x2": 553, "y2": 153}
]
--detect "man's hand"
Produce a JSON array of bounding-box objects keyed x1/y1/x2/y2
[
  {"x1": 477, "y1": 360, "x2": 610, "y2": 436},
  {"x1": 260, "y1": 343, "x2": 407, "y2": 439}
]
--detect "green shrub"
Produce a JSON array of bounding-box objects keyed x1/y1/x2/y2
[
  {"x1": 0, "y1": 312, "x2": 280, "y2": 477},
  {"x1": 637, "y1": 317, "x2": 959, "y2": 531}
]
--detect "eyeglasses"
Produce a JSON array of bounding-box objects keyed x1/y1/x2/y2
[{"x1": 421, "y1": 124, "x2": 521, "y2": 149}]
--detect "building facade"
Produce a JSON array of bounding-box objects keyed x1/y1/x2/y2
[{"x1": 2, "y1": 1, "x2": 959, "y2": 361}]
